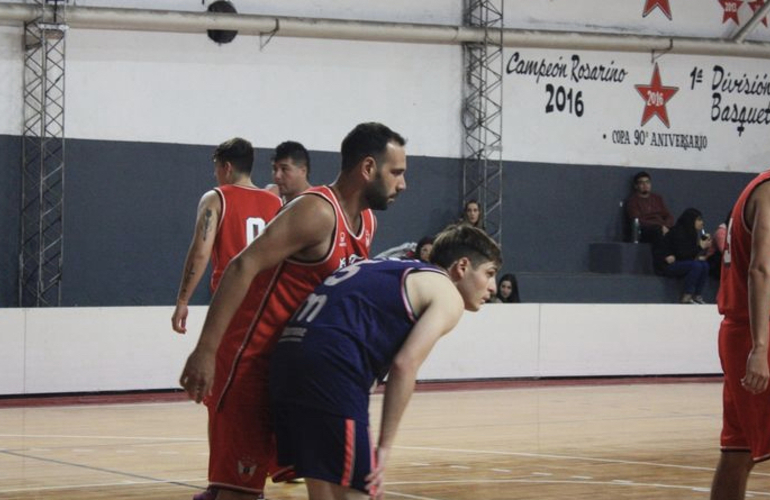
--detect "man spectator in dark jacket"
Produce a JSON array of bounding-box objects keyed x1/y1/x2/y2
[{"x1": 625, "y1": 171, "x2": 675, "y2": 245}]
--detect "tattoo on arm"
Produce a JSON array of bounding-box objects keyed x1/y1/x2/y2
[
  {"x1": 202, "y1": 209, "x2": 214, "y2": 242},
  {"x1": 181, "y1": 263, "x2": 196, "y2": 297}
]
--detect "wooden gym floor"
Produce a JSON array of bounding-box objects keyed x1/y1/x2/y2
[{"x1": 1, "y1": 377, "x2": 769, "y2": 500}]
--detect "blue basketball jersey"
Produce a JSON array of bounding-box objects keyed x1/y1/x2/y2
[{"x1": 269, "y1": 259, "x2": 445, "y2": 420}]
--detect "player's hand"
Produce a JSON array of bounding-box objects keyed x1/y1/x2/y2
[
  {"x1": 742, "y1": 348, "x2": 770, "y2": 394},
  {"x1": 179, "y1": 348, "x2": 215, "y2": 403},
  {"x1": 172, "y1": 303, "x2": 189, "y2": 334},
  {"x1": 365, "y1": 447, "x2": 390, "y2": 500}
]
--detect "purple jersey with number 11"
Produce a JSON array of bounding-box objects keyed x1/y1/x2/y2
[{"x1": 270, "y1": 259, "x2": 444, "y2": 420}]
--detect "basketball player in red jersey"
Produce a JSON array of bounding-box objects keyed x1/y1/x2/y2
[
  {"x1": 711, "y1": 170, "x2": 770, "y2": 500},
  {"x1": 172, "y1": 137, "x2": 282, "y2": 334},
  {"x1": 270, "y1": 140, "x2": 312, "y2": 203},
  {"x1": 180, "y1": 123, "x2": 407, "y2": 500}
]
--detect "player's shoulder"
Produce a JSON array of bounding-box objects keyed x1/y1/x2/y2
[
  {"x1": 752, "y1": 178, "x2": 770, "y2": 196},
  {"x1": 407, "y1": 267, "x2": 453, "y2": 288},
  {"x1": 199, "y1": 187, "x2": 222, "y2": 207},
  {"x1": 405, "y1": 266, "x2": 461, "y2": 310},
  {"x1": 254, "y1": 187, "x2": 283, "y2": 206},
  {"x1": 746, "y1": 180, "x2": 770, "y2": 225},
  {"x1": 273, "y1": 190, "x2": 336, "y2": 233},
  {"x1": 746, "y1": 179, "x2": 770, "y2": 209},
  {"x1": 288, "y1": 186, "x2": 334, "y2": 211},
  {"x1": 222, "y1": 184, "x2": 283, "y2": 205}
]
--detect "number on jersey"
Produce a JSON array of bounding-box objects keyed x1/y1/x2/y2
[{"x1": 246, "y1": 217, "x2": 266, "y2": 244}]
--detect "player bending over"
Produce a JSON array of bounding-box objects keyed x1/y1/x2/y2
[{"x1": 269, "y1": 223, "x2": 501, "y2": 500}]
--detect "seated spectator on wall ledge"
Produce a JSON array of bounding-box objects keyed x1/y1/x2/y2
[
  {"x1": 624, "y1": 171, "x2": 674, "y2": 246},
  {"x1": 488, "y1": 273, "x2": 520, "y2": 303},
  {"x1": 654, "y1": 208, "x2": 712, "y2": 304}
]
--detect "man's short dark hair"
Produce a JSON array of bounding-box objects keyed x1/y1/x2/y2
[
  {"x1": 212, "y1": 137, "x2": 254, "y2": 175},
  {"x1": 633, "y1": 171, "x2": 651, "y2": 184},
  {"x1": 340, "y1": 122, "x2": 406, "y2": 172},
  {"x1": 272, "y1": 141, "x2": 311, "y2": 176},
  {"x1": 430, "y1": 224, "x2": 502, "y2": 270}
]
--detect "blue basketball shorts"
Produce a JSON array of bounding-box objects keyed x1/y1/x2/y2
[{"x1": 272, "y1": 403, "x2": 374, "y2": 494}]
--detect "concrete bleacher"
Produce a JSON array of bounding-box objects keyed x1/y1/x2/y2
[
  {"x1": 516, "y1": 272, "x2": 718, "y2": 304},
  {"x1": 516, "y1": 241, "x2": 719, "y2": 304}
]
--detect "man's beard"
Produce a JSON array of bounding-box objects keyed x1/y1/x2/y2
[{"x1": 365, "y1": 174, "x2": 391, "y2": 210}]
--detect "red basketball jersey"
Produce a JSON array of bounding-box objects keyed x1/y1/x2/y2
[
  {"x1": 718, "y1": 170, "x2": 770, "y2": 321},
  {"x1": 252, "y1": 185, "x2": 376, "y2": 353},
  {"x1": 211, "y1": 185, "x2": 283, "y2": 291},
  {"x1": 207, "y1": 186, "x2": 375, "y2": 489}
]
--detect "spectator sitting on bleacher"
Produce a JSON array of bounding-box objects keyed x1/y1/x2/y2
[
  {"x1": 459, "y1": 200, "x2": 486, "y2": 231},
  {"x1": 498, "y1": 273, "x2": 519, "y2": 303},
  {"x1": 705, "y1": 211, "x2": 730, "y2": 280},
  {"x1": 414, "y1": 235, "x2": 434, "y2": 263},
  {"x1": 625, "y1": 171, "x2": 674, "y2": 246},
  {"x1": 654, "y1": 207, "x2": 712, "y2": 304}
]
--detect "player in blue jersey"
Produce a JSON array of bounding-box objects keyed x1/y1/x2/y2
[{"x1": 269, "y1": 224, "x2": 502, "y2": 500}]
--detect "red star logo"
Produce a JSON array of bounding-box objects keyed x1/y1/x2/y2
[
  {"x1": 719, "y1": 0, "x2": 743, "y2": 24},
  {"x1": 643, "y1": 0, "x2": 673, "y2": 19},
  {"x1": 635, "y1": 64, "x2": 679, "y2": 128},
  {"x1": 749, "y1": 0, "x2": 769, "y2": 27}
]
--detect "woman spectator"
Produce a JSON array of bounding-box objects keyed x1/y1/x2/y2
[
  {"x1": 705, "y1": 211, "x2": 730, "y2": 279},
  {"x1": 414, "y1": 235, "x2": 434, "y2": 263},
  {"x1": 460, "y1": 200, "x2": 485, "y2": 230},
  {"x1": 489, "y1": 273, "x2": 520, "y2": 303},
  {"x1": 654, "y1": 208, "x2": 712, "y2": 304}
]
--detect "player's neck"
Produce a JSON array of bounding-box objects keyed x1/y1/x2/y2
[
  {"x1": 329, "y1": 180, "x2": 364, "y2": 232},
  {"x1": 289, "y1": 180, "x2": 312, "y2": 199},
  {"x1": 230, "y1": 177, "x2": 256, "y2": 188}
]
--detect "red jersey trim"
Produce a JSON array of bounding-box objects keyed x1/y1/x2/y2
[
  {"x1": 283, "y1": 188, "x2": 339, "y2": 267},
  {"x1": 283, "y1": 185, "x2": 373, "y2": 267},
  {"x1": 740, "y1": 177, "x2": 770, "y2": 235},
  {"x1": 214, "y1": 187, "x2": 226, "y2": 233}
]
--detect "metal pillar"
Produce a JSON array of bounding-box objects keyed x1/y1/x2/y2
[
  {"x1": 462, "y1": 0, "x2": 504, "y2": 243},
  {"x1": 19, "y1": 0, "x2": 67, "y2": 307}
]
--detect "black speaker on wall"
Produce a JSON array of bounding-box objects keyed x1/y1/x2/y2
[{"x1": 207, "y1": 1, "x2": 238, "y2": 45}]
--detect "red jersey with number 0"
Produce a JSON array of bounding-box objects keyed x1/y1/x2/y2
[
  {"x1": 718, "y1": 170, "x2": 770, "y2": 321},
  {"x1": 211, "y1": 185, "x2": 282, "y2": 291}
]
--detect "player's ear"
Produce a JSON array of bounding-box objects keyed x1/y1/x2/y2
[
  {"x1": 223, "y1": 161, "x2": 235, "y2": 180},
  {"x1": 360, "y1": 156, "x2": 376, "y2": 181},
  {"x1": 449, "y1": 256, "x2": 471, "y2": 280}
]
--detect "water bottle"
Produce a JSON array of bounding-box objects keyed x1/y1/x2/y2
[{"x1": 632, "y1": 218, "x2": 640, "y2": 244}]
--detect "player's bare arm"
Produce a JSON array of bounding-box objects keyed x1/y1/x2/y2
[
  {"x1": 172, "y1": 190, "x2": 221, "y2": 334},
  {"x1": 744, "y1": 182, "x2": 770, "y2": 394},
  {"x1": 366, "y1": 273, "x2": 463, "y2": 498},
  {"x1": 180, "y1": 194, "x2": 336, "y2": 402}
]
